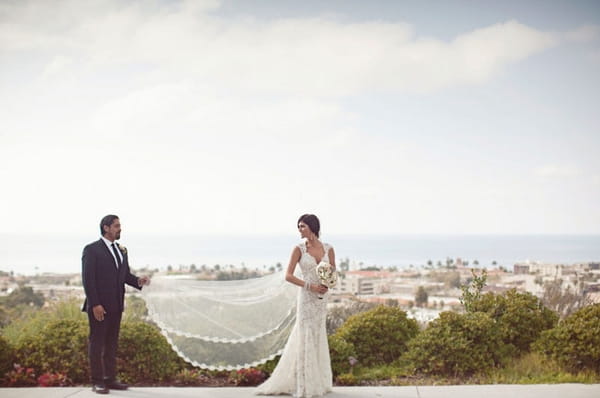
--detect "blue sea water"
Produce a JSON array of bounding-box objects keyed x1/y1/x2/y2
[{"x1": 1, "y1": 234, "x2": 599, "y2": 275}]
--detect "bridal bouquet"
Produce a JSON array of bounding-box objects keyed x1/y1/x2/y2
[{"x1": 316, "y1": 261, "x2": 338, "y2": 289}]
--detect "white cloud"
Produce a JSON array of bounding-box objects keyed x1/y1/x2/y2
[
  {"x1": 0, "y1": 1, "x2": 576, "y2": 95},
  {"x1": 534, "y1": 165, "x2": 581, "y2": 178},
  {"x1": 1, "y1": 1, "x2": 598, "y2": 236},
  {"x1": 564, "y1": 24, "x2": 600, "y2": 42}
]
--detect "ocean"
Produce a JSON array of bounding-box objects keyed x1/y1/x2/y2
[{"x1": 1, "y1": 234, "x2": 599, "y2": 276}]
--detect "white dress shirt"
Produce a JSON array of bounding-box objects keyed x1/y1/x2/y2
[{"x1": 101, "y1": 236, "x2": 123, "y2": 269}]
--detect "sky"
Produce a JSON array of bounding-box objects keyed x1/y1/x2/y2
[{"x1": 1, "y1": 0, "x2": 600, "y2": 238}]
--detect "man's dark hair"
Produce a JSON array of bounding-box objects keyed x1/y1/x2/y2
[
  {"x1": 100, "y1": 215, "x2": 119, "y2": 236},
  {"x1": 297, "y1": 214, "x2": 321, "y2": 238}
]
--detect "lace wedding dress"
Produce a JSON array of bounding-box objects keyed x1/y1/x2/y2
[{"x1": 255, "y1": 242, "x2": 333, "y2": 398}]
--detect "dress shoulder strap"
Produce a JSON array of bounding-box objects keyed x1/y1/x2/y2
[{"x1": 297, "y1": 242, "x2": 307, "y2": 254}]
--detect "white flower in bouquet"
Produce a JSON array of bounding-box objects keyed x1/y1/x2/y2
[{"x1": 316, "y1": 261, "x2": 338, "y2": 288}]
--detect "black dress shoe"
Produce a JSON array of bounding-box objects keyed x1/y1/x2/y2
[
  {"x1": 106, "y1": 380, "x2": 129, "y2": 390},
  {"x1": 92, "y1": 384, "x2": 109, "y2": 394}
]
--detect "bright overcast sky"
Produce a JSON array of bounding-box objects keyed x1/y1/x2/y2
[{"x1": 1, "y1": 0, "x2": 599, "y2": 237}]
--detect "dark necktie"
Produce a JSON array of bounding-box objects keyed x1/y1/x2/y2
[{"x1": 111, "y1": 243, "x2": 122, "y2": 269}]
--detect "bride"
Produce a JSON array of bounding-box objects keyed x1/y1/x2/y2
[{"x1": 255, "y1": 214, "x2": 335, "y2": 397}]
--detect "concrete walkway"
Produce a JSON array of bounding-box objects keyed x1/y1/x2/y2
[{"x1": 1, "y1": 385, "x2": 599, "y2": 398}]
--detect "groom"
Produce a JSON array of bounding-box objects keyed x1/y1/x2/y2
[{"x1": 82, "y1": 215, "x2": 150, "y2": 394}]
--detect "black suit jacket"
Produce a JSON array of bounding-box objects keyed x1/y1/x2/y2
[{"x1": 81, "y1": 239, "x2": 141, "y2": 314}]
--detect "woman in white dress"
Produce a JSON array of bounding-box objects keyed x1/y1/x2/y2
[{"x1": 255, "y1": 214, "x2": 335, "y2": 397}]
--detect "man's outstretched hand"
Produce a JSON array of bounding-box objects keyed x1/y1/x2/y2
[{"x1": 138, "y1": 275, "x2": 151, "y2": 287}]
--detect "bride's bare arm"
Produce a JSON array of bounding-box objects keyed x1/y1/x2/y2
[
  {"x1": 329, "y1": 246, "x2": 336, "y2": 271},
  {"x1": 285, "y1": 247, "x2": 304, "y2": 287}
]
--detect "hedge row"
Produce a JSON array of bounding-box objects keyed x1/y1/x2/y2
[{"x1": 1, "y1": 294, "x2": 598, "y2": 385}]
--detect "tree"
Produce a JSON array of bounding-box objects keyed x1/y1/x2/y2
[
  {"x1": 326, "y1": 300, "x2": 378, "y2": 335},
  {"x1": 386, "y1": 298, "x2": 399, "y2": 307},
  {"x1": 2, "y1": 286, "x2": 44, "y2": 308},
  {"x1": 415, "y1": 286, "x2": 428, "y2": 308},
  {"x1": 361, "y1": 266, "x2": 381, "y2": 271},
  {"x1": 339, "y1": 258, "x2": 350, "y2": 272},
  {"x1": 460, "y1": 269, "x2": 487, "y2": 312},
  {"x1": 541, "y1": 279, "x2": 591, "y2": 319},
  {"x1": 443, "y1": 271, "x2": 461, "y2": 289}
]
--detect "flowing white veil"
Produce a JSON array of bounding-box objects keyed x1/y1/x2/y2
[{"x1": 141, "y1": 270, "x2": 297, "y2": 370}]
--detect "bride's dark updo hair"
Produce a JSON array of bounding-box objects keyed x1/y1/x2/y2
[{"x1": 298, "y1": 214, "x2": 320, "y2": 238}]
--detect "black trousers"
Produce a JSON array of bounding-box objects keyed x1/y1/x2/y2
[{"x1": 87, "y1": 310, "x2": 122, "y2": 384}]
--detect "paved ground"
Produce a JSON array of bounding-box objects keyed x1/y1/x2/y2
[{"x1": 1, "y1": 385, "x2": 600, "y2": 398}]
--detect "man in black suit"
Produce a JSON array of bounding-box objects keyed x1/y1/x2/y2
[{"x1": 82, "y1": 215, "x2": 150, "y2": 394}]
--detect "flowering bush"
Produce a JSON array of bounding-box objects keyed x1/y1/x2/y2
[
  {"x1": 37, "y1": 372, "x2": 71, "y2": 387},
  {"x1": 13, "y1": 319, "x2": 89, "y2": 383},
  {"x1": 172, "y1": 368, "x2": 212, "y2": 386},
  {"x1": 0, "y1": 334, "x2": 14, "y2": 377},
  {"x1": 228, "y1": 368, "x2": 266, "y2": 386},
  {"x1": 3, "y1": 364, "x2": 37, "y2": 387}
]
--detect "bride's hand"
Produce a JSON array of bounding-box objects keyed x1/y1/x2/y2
[{"x1": 311, "y1": 284, "x2": 328, "y2": 294}]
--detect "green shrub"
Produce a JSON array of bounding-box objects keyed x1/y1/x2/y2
[
  {"x1": 334, "y1": 306, "x2": 419, "y2": 366},
  {"x1": 13, "y1": 319, "x2": 89, "y2": 383},
  {"x1": 534, "y1": 303, "x2": 600, "y2": 373},
  {"x1": 404, "y1": 311, "x2": 507, "y2": 377},
  {"x1": 328, "y1": 334, "x2": 357, "y2": 376},
  {"x1": 117, "y1": 321, "x2": 186, "y2": 384},
  {"x1": 7, "y1": 301, "x2": 186, "y2": 385},
  {"x1": 2, "y1": 298, "x2": 85, "y2": 344},
  {"x1": 326, "y1": 300, "x2": 378, "y2": 335},
  {"x1": 256, "y1": 355, "x2": 280, "y2": 376},
  {"x1": 0, "y1": 334, "x2": 14, "y2": 377},
  {"x1": 472, "y1": 290, "x2": 558, "y2": 354},
  {"x1": 335, "y1": 372, "x2": 358, "y2": 386}
]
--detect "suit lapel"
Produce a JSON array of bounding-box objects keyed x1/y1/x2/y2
[{"x1": 99, "y1": 239, "x2": 119, "y2": 274}]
